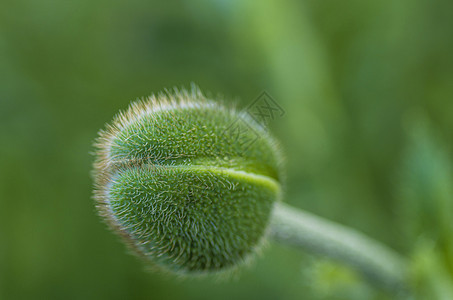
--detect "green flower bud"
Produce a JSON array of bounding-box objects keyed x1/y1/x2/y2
[{"x1": 93, "y1": 88, "x2": 283, "y2": 275}]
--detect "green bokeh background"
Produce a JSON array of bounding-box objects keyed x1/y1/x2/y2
[{"x1": 1, "y1": 0, "x2": 452, "y2": 299}]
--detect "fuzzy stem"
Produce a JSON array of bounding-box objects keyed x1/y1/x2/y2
[{"x1": 269, "y1": 202, "x2": 410, "y2": 294}]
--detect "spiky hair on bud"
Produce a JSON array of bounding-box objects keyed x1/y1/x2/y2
[{"x1": 93, "y1": 87, "x2": 284, "y2": 275}]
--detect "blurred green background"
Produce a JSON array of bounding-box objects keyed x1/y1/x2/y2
[{"x1": 1, "y1": 0, "x2": 453, "y2": 299}]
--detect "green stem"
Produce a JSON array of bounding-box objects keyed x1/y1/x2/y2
[{"x1": 269, "y1": 202, "x2": 410, "y2": 294}]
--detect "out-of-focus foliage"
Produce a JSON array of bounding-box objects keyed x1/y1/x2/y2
[
  {"x1": 0, "y1": 0, "x2": 452, "y2": 299},
  {"x1": 398, "y1": 115, "x2": 453, "y2": 299}
]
